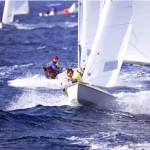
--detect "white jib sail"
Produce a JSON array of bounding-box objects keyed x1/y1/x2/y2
[
  {"x1": 124, "y1": 1, "x2": 150, "y2": 65},
  {"x1": 14, "y1": 0, "x2": 29, "y2": 15},
  {"x1": 2, "y1": 0, "x2": 15, "y2": 24},
  {"x1": 69, "y1": 3, "x2": 78, "y2": 13},
  {"x1": 80, "y1": 0, "x2": 101, "y2": 66},
  {"x1": 83, "y1": 1, "x2": 132, "y2": 87}
]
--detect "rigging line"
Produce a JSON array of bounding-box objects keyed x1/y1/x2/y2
[
  {"x1": 128, "y1": 42, "x2": 150, "y2": 61},
  {"x1": 62, "y1": 15, "x2": 68, "y2": 49},
  {"x1": 62, "y1": 3, "x2": 72, "y2": 49},
  {"x1": 131, "y1": 29, "x2": 139, "y2": 42},
  {"x1": 62, "y1": 15, "x2": 72, "y2": 49}
]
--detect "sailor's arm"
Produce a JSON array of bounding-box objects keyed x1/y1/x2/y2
[{"x1": 49, "y1": 62, "x2": 60, "y2": 72}]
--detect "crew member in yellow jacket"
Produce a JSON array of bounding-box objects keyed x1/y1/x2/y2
[{"x1": 72, "y1": 65, "x2": 86, "y2": 81}]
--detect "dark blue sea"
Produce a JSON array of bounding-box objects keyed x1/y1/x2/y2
[{"x1": 0, "y1": 1, "x2": 150, "y2": 150}]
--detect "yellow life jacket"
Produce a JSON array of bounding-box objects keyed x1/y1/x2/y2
[
  {"x1": 73, "y1": 71, "x2": 82, "y2": 81},
  {"x1": 55, "y1": 62, "x2": 59, "y2": 68}
]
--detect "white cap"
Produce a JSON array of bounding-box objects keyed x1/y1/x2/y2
[{"x1": 80, "y1": 65, "x2": 86, "y2": 69}]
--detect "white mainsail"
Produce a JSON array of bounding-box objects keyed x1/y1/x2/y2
[
  {"x1": 2, "y1": 0, "x2": 15, "y2": 24},
  {"x1": 83, "y1": 1, "x2": 132, "y2": 87},
  {"x1": 2, "y1": 0, "x2": 29, "y2": 24},
  {"x1": 125, "y1": 1, "x2": 150, "y2": 65},
  {"x1": 80, "y1": 0, "x2": 101, "y2": 66}
]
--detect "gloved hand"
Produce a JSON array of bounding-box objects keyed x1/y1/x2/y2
[
  {"x1": 43, "y1": 67, "x2": 47, "y2": 71},
  {"x1": 77, "y1": 77, "x2": 83, "y2": 82}
]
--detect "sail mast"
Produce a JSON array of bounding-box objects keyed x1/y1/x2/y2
[
  {"x1": 80, "y1": 0, "x2": 101, "y2": 66},
  {"x1": 78, "y1": 0, "x2": 83, "y2": 68}
]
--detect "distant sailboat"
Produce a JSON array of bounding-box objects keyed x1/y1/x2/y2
[
  {"x1": 39, "y1": 2, "x2": 78, "y2": 17},
  {"x1": 65, "y1": 0, "x2": 133, "y2": 106},
  {"x1": 69, "y1": 3, "x2": 78, "y2": 14},
  {"x1": 1, "y1": 0, "x2": 29, "y2": 28}
]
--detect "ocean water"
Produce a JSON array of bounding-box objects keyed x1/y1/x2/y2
[{"x1": 0, "y1": 1, "x2": 150, "y2": 150}]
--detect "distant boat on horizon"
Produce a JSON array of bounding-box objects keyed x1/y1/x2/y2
[{"x1": 39, "y1": 3, "x2": 78, "y2": 17}]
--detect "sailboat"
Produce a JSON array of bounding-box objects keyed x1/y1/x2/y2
[
  {"x1": 39, "y1": 2, "x2": 78, "y2": 17},
  {"x1": 1, "y1": 0, "x2": 29, "y2": 29},
  {"x1": 69, "y1": 3, "x2": 78, "y2": 14},
  {"x1": 64, "y1": 0, "x2": 133, "y2": 106}
]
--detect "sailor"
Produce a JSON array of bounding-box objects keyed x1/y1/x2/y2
[
  {"x1": 61, "y1": 69, "x2": 76, "y2": 86},
  {"x1": 54, "y1": 7, "x2": 58, "y2": 14},
  {"x1": 44, "y1": 55, "x2": 60, "y2": 79},
  {"x1": 49, "y1": 8, "x2": 56, "y2": 16},
  {"x1": 72, "y1": 65, "x2": 86, "y2": 81},
  {"x1": 42, "y1": 10, "x2": 50, "y2": 16}
]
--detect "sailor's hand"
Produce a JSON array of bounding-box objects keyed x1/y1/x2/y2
[
  {"x1": 77, "y1": 77, "x2": 83, "y2": 82},
  {"x1": 80, "y1": 82, "x2": 87, "y2": 84},
  {"x1": 78, "y1": 80, "x2": 87, "y2": 84},
  {"x1": 63, "y1": 88, "x2": 68, "y2": 96},
  {"x1": 43, "y1": 67, "x2": 47, "y2": 71},
  {"x1": 62, "y1": 67, "x2": 66, "y2": 71}
]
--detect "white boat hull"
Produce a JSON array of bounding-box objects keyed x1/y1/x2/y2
[{"x1": 65, "y1": 83, "x2": 116, "y2": 107}]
